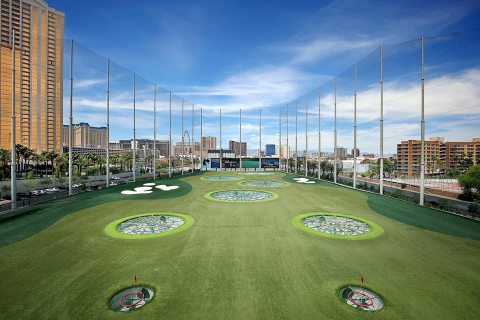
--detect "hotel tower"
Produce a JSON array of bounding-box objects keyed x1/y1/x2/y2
[{"x1": 0, "y1": 0, "x2": 64, "y2": 153}]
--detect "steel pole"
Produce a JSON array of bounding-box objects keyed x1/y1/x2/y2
[
  {"x1": 181, "y1": 99, "x2": 184, "y2": 175},
  {"x1": 191, "y1": 104, "x2": 194, "y2": 173},
  {"x1": 279, "y1": 108, "x2": 281, "y2": 172},
  {"x1": 200, "y1": 108, "x2": 203, "y2": 171},
  {"x1": 380, "y1": 46, "x2": 384, "y2": 195},
  {"x1": 318, "y1": 87, "x2": 321, "y2": 179},
  {"x1": 132, "y1": 73, "x2": 136, "y2": 182},
  {"x1": 259, "y1": 108, "x2": 262, "y2": 170},
  {"x1": 10, "y1": 30, "x2": 17, "y2": 209},
  {"x1": 354, "y1": 63, "x2": 357, "y2": 189},
  {"x1": 68, "y1": 39, "x2": 73, "y2": 196},
  {"x1": 220, "y1": 109, "x2": 222, "y2": 170},
  {"x1": 286, "y1": 106, "x2": 289, "y2": 172},
  {"x1": 239, "y1": 108, "x2": 242, "y2": 169},
  {"x1": 153, "y1": 83, "x2": 157, "y2": 180},
  {"x1": 305, "y1": 95, "x2": 308, "y2": 177},
  {"x1": 295, "y1": 102, "x2": 298, "y2": 175},
  {"x1": 420, "y1": 37, "x2": 425, "y2": 205},
  {"x1": 168, "y1": 91, "x2": 172, "y2": 178},
  {"x1": 106, "y1": 59, "x2": 110, "y2": 188},
  {"x1": 334, "y1": 79, "x2": 337, "y2": 183}
]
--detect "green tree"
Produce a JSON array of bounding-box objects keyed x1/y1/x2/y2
[
  {"x1": 0, "y1": 149, "x2": 11, "y2": 181},
  {"x1": 458, "y1": 165, "x2": 480, "y2": 201}
]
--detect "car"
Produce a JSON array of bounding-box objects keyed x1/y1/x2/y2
[
  {"x1": 44, "y1": 187, "x2": 60, "y2": 193},
  {"x1": 72, "y1": 183, "x2": 82, "y2": 188},
  {"x1": 29, "y1": 190, "x2": 45, "y2": 196},
  {"x1": 111, "y1": 176, "x2": 120, "y2": 180}
]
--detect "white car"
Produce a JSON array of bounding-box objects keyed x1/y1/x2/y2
[{"x1": 44, "y1": 187, "x2": 60, "y2": 193}]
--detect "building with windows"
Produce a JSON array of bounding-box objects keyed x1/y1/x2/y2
[
  {"x1": 229, "y1": 140, "x2": 247, "y2": 157},
  {"x1": 336, "y1": 147, "x2": 348, "y2": 159},
  {"x1": 62, "y1": 123, "x2": 107, "y2": 148},
  {"x1": 265, "y1": 144, "x2": 275, "y2": 156},
  {"x1": 0, "y1": 0, "x2": 64, "y2": 153},
  {"x1": 396, "y1": 137, "x2": 479, "y2": 176}
]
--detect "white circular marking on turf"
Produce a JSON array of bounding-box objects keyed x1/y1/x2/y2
[
  {"x1": 211, "y1": 190, "x2": 273, "y2": 201},
  {"x1": 241, "y1": 180, "x2": 287, "y2": 188},
  {"x1": 110, "y1": 286, "x2": 154, "y2": 312},
  {"x1": 204, "y1": 176, "x2": 241, "y2": 181},
  {"x1": 339, "y1": 286, "x2": 384, "y2": 311},
  {"x1": 116, "y1": 215, "x2": 185, "y2": 235},
  {"x1": 302, "y1": 215, "x2": 370, "y2": 236}
]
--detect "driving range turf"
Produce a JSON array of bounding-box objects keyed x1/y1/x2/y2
[{"x1": 0, "y1": 172, "x2": 479, "y2": 319}]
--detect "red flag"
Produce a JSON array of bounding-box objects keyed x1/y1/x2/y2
[{"x1": 360, "y1": 276, "x2": 364, "y2": 284}]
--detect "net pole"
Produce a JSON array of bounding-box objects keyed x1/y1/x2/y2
[
  {"x1": 259, "y1": 108, "x2": 262, "y2": 170},
  {"x1": 68, "y1": 39, "x2": 73, "y2": 196},
  {"x1": 353, "y1": 64, "x2": 357, "y2": 189},
  {"x1": 168, "y1": 91, "x2": 172, "y2": 178},
  {"x1": 153, "y1": 83, "x2": 157, "y2": 180},
  {"x1": 334, "y1": 78, "x2": 337, "y2": 183},
  {"x1": 132, "y1": 73, "x2": 136, "y2": 182},
  {"x1": 305, "y1": 95, "x2": 308, "y2": 177},
  {"x1": 106, "y1": 59, "x2": 110, "y2": 188},
  {"x1": 318, "y1": 87, "x2": 321, "y2": 179},
  {"x1": 10, "y1": 30, "x2": 17, "y2": 209},
  {"x1": 181, "y1": 99, "x2": 184, "y2": 175},
  {"x1": 239, "y1": 108, "x2": 242, "y2": 169},
  {"x1": 420, "y1": 37, "x2": 426, "y2": 206},
  {"x1": 380, "y1": 45, "x2": 384, "y2": 195}
]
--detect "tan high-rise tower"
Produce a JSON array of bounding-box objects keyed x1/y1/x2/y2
[{"x1": 0, "y1": 0, "x2": 64, "y2": 153}]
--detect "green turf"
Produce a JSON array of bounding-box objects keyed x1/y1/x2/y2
[{"x1": 0, "y1": 171, "x2": 479, "y2": 319}]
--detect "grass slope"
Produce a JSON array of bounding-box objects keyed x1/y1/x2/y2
[{"x1": 0, "y1": 172, "x2": 479, "y2": 320}]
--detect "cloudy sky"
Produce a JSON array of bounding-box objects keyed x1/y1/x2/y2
[{"x1": 50, "y1": 0, "x2": 480, "y2": 154}]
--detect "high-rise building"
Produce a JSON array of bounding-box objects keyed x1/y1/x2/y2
[
  {"x1": 228, "y1": 140, "x2": 247, "y2": 157},
  {"x1": 351, "y1": 148, "x2": 360, "y2": 157},
  {"x1": 265, "y1": 144, "x2": 275, "y2": 156},
  {"x1": 336, "y1": 147, "x2": 348, "y2": 159},
  {"x1": 62, "y1": 123, "x2": 107, "y2": 148},
  {"x1": 396, "y1": 137, "x2": 480, "y2": 176},
  {"x1": 202, "y1": 136, "x2": 216, "y2": 149},
  {"x1": 0, "y1": 0, "x2": 64, "y2": 153},
  {"x1": 174, "y1": 141, "x2": 200, "y2": 156}
]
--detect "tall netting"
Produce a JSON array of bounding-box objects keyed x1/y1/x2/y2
[
  {"x1": 335, "y1": 66, "x2": 354, "y2": 187},
  {"x1": 421, "y1": 30, "x2": 480, "y2": 199},
  {"x1": 355, "y1": 48, "x2": 380, "y2": 191}
]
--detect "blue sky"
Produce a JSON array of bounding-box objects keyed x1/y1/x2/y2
[{"x1": 50, "y1": 0, "x2": 480, "y2": 154}]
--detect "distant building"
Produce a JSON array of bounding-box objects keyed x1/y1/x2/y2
[
  {"x1": 174, "y1": 141, "x2": 200, "y2": 156},
  {"x1": 351, "y1": 148, "x2": 360, "y2": 157},
  {"x1": 336, "y1": 147, "x2": 348, "y2": 159},
  {"x1": 113, "y1": 139, "x2": 170, "y2": 158},
  {"x1": 265, "y1": 144, "x2": 276, "y2": 156},
  {"x1": 229, "y1": 140, "x2": 247, "y2": 157},
  {"x1": 362, "y1": 153, "x2": 376, "y2": 158},
  {"x1": 202, "y1": 136, "x2": 216, "y2": 150},
  {"x1": 396, "y1": 137, "x2": 479, "y2": 176},
  {"x1": 62, "y1": 123, "x2": 107, "y2": 148}
]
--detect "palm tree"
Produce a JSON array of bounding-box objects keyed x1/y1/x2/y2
[
  {"x1": 55, "y1": 154, "x2": 68, "y2": 177},
  {"x1": 46, "y1": 151, "x2": 59, "y2": 177},
  {"x1": 31, "y1": 153, "x2": 41, "y2": 178},
  {"x1": 40, "y1": 151, "x2": 49, "y2": 177},
  {"x1": 23, "y1": 147, "x2": 33, "y2": 176},
  {"x1": 0, "y1": 149, "x2": 11, "y2": 181}
]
